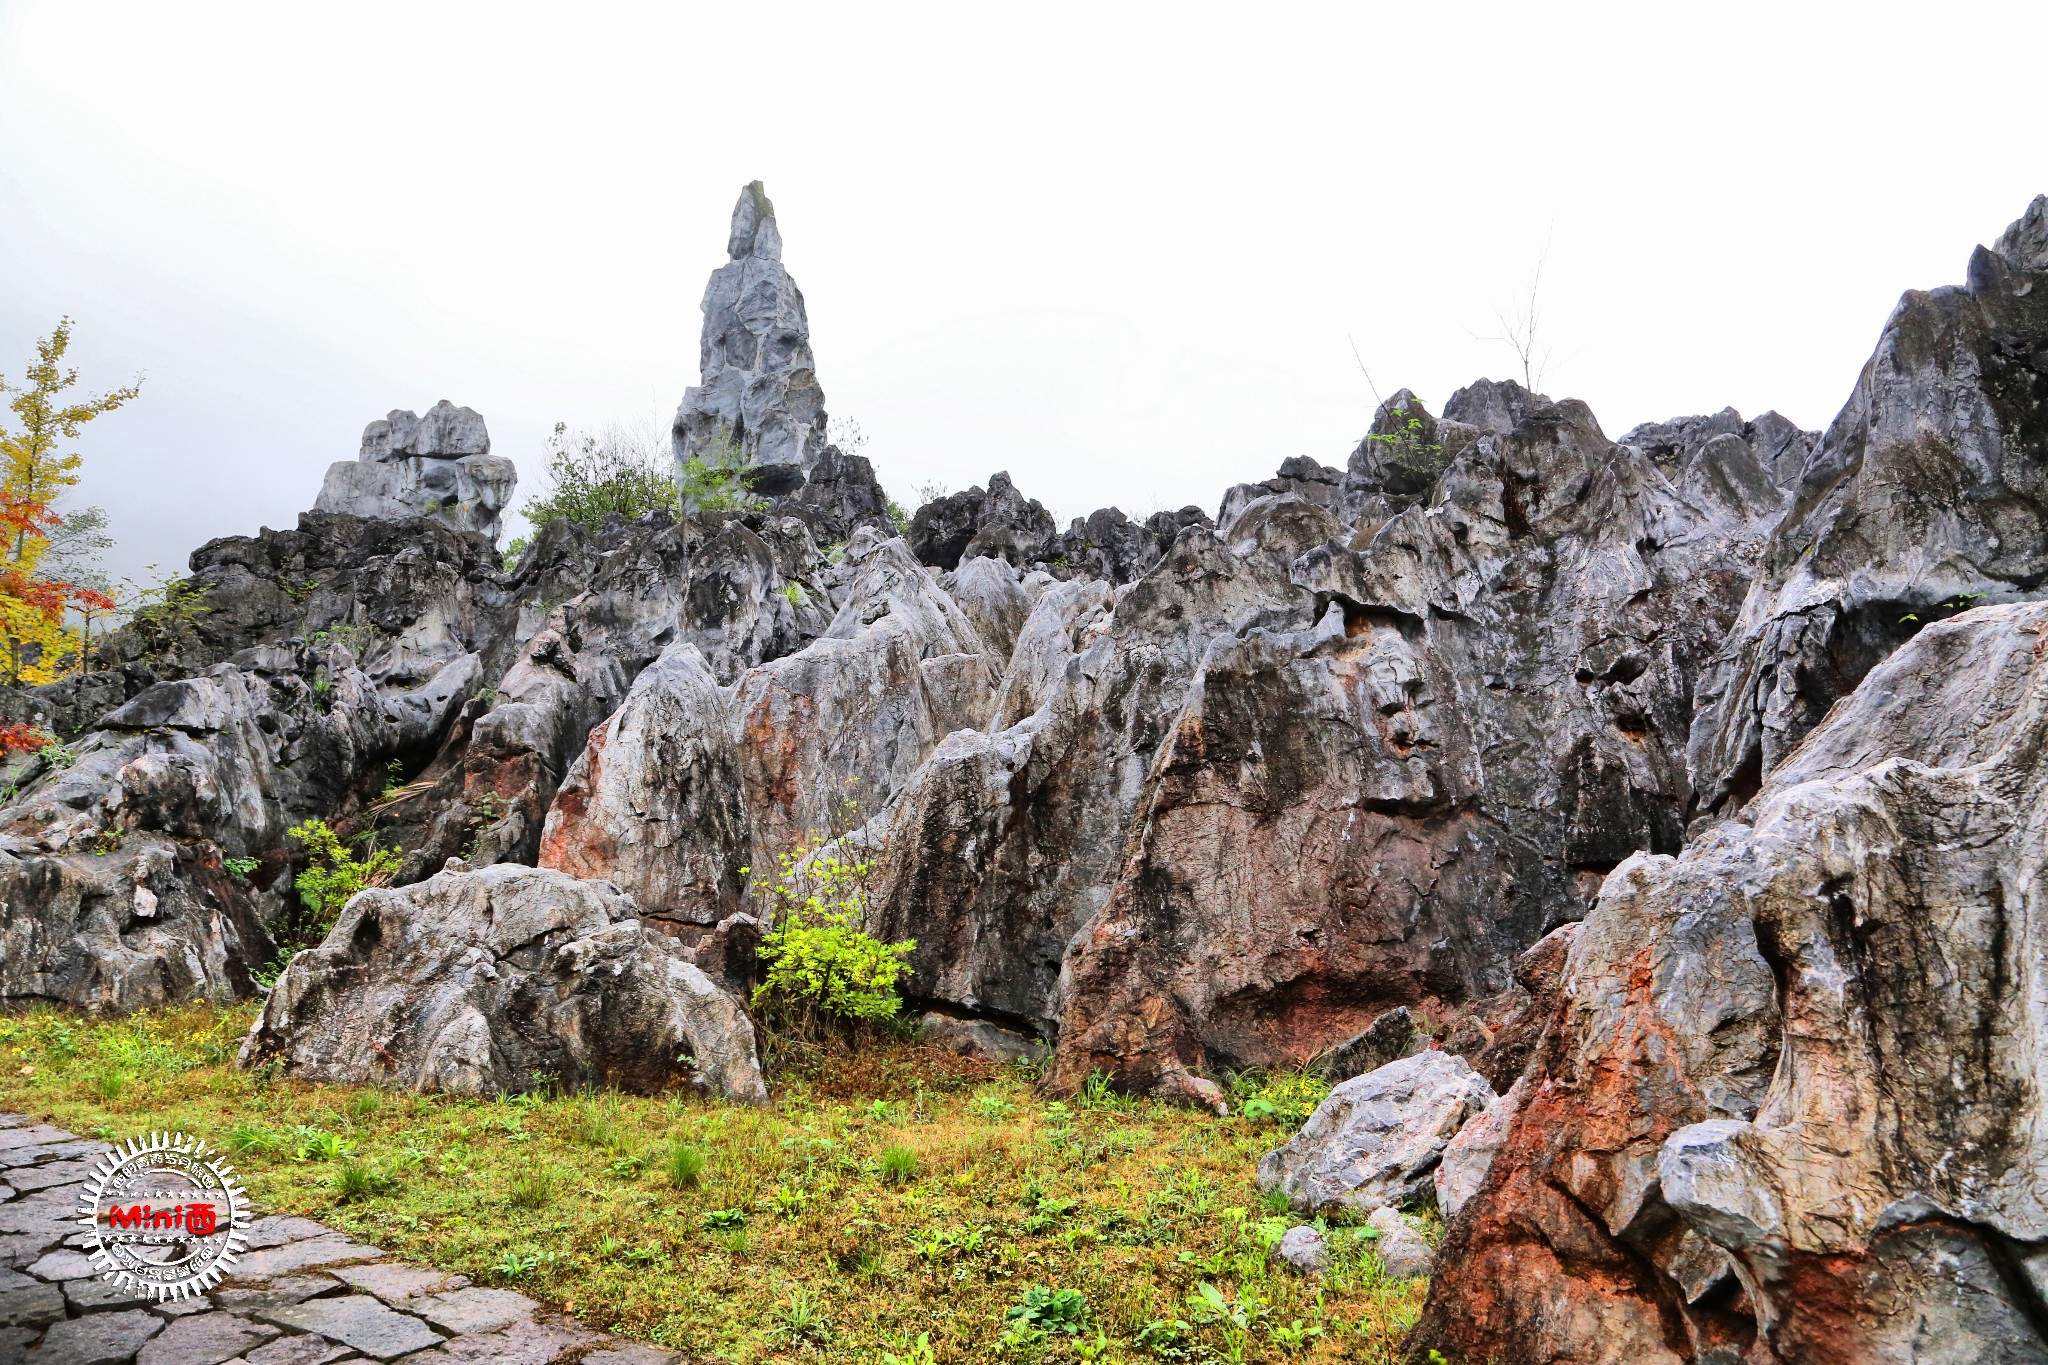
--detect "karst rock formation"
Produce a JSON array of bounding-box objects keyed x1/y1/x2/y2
[{"x1": 5, "y1": 182, "x2": 2048, "y2": 1358}]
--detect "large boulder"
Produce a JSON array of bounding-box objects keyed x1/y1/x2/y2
[
  {"x1": 1412, "y1": 600, "x2": 2048, "y2": 1364},
  {"x1": 315, "y1": 402, "x2": 516, "y2": 540},
  {"x1": 240, "y1": 863, "x2": 766, "y2": 1101},
  {"x1": 1256, "y1": 1051, "x2": 1496, "y2": 1214}
]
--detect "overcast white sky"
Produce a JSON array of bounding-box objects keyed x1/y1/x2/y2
[{"x1": 3, "y1": 2, "x2": 2045, "y2": 583}]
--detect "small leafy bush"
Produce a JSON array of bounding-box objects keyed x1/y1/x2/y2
[
  {"x1": 295, "y1": 1130, "x2": 354, "y2": 1163},
  {"x1": 678, "y1": 424, "x2": 768, "y2": 515},
  {"x1": 881, "y1": 1332, "x2": 938, "y2": 1365},
  {"x1": 1228, "y1": 1067, "x2": 1329, "y2": 1129},
  {"x1": 283, "y1": 819, "x2": 400, "y2": 946},
  {"x1": 1363, "y1": 404, "x2": 1449, "y2": 486},
  {"x1": 525, "y1": 421, "x2": 683, "y2": 530},
  {"x1": 969, "y1": 1090, "x2": 1016, "y2": 1122},
  {"x1": 750, "y1": 840, "x2": 916, "y2": 1033}
]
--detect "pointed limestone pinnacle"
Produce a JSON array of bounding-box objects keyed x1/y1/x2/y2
[{"x1": 727, "y1": 180, "x2": 782, "y2": 262}]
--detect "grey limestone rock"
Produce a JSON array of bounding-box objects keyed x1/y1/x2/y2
[
  {"x1": 1688, "y1": 196, "x2": 2048, "y2": 817},
  {"x1": 1052, "y1": 504, "x2": 1212, "y2": 585},
  {"x1": 673, "y1": 182, "x2": 827, "y2": 496},
  {"x1": 1993, "y1": 192, "x2": 2048, "y2": 270},
  {"x1": 917, "y1": 1013, "x2": 1045, "y2": 1065},
  {"x1": 1366, "y1": 1207, "x2": 1434, "y2": 1279},
  {"x1": 1256, "y1": 1051, "x2": 1496, "y2": 1215},
  {"x1": 1218, "y1": 454, "x2": 1343, "y2": 530},
  {"x1": 1271, "y1": 1225, "x2": 1328, "y2": 1276},
  {"x1": 907, "y1": 472, "x2": 1057, "y2": 571},
  {"x1": 240, "y1": 863, "x2": 767, "y2": 1102},
  {"x1": 317, "y1": 401, "x2": 514, "y2": 540},
  {"x1": 1433, "y1": 1076, "x2": 1520, "y2": 1220},
  {"x1": 1415, "y1": 597, "x2": 2048, "y2": 1361},
  {"x1": 1317, "y1": 1007, "x2": 1420, "y2": 1084},
  {"x1": 359, "y1": 400, "x2": 490, "y2": 461}
]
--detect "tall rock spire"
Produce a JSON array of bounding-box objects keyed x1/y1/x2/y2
[{"x1": 672, "y1": 180, "x2": 825, "y2": 496}]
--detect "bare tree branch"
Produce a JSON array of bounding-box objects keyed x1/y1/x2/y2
[
  {"x1": 1470, "y1": 238, "x2": 1555, "y2": 392},
  {"x1": 1347, "y1": 334, "x2": 1384, "y2": 407}
]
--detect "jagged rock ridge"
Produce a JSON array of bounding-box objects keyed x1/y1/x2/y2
[
  {"x1": 1413, "y1": 194, "x2": 2048, "y2": 1364},
  {"x1": 3, "y1": 190, "x2": 2045, "y2": 1365}
]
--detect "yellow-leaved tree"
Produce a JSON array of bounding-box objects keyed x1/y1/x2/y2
[{"x1": 0, "y1": 318, "x2": 138, "y2": 704}]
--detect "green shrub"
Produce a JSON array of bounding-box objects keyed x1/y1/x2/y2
[
  {"x1": 282, "y1": 819, "x2": 400, "y2": 946},
  {"x1": 224, "y1": 1122, "x2": 279, "y2": 1156},
  {"x1": 880, "y1": 1332, "x2": 938, "y2": 1365},
  {"x1": 678, "y1": 424, "x2": 767, "y2": 515},
  {"x1": 749, "y1": 840, "x2": 915, "y2": 1033},
  {"x1": 968, "y1": 1090, "x2": 1016, "y2": 1122},
  {"x1": 295, "y1": 1130, "x2": 353, "y2": 1163},
  {"x1": 524, "y1": 421, "x2": 683, "y2": 531},
  {"x1": 1363, "y1": 405, "x2": 1448, "y2": 485},
  {"x1": 567, "y1": 1095, "x2": 622, "y2": 1150}
]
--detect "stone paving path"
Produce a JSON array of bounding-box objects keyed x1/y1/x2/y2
[{"x1": 0, "y1": 1114, "x2": 681, "y2": 1364}]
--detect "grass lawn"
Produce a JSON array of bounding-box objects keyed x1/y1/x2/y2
[{"x1": 0, "y1": 1004, "x2": 1429, "y2": 1363}]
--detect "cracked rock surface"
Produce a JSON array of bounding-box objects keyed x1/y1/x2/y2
[
  {"x1": 240, "y1": 864, "x2": 767, "y2": 1102},
  {"x1": 1413, "y1": 601, "x2": 2048, "y2": 1361}
]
